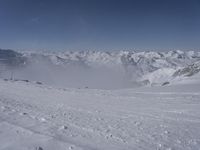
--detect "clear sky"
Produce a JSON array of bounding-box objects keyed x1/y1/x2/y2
[{"x1": 0, "y1": 0, "x2": 200, "y2": 51}]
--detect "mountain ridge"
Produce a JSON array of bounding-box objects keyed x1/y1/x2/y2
[{"x1": 1, "y1": 49, "x2": 200, "y2": 88}]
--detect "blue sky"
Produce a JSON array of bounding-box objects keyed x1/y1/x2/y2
[{"x1": 0, "y1": 0, "x2": 200, "y2": 51}]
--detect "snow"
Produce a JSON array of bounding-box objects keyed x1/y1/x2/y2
[
  {"x1": 0, "y1": 79, "x2": 200, "y2": 150},
  {"x1": 1, "y1": 49, "x2": 200, "y2": 149},
  {"x1": 1, "y1": 49, "x2": 200, "y2": 88},
  {"x1": 139, "y1": 68, "x2": 176, "y2": 85}
]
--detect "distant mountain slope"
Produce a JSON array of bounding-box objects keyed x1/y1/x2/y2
[
  {"x1": 0, "y1": 49, "x2": 26, "y2": 67},
  {"x1": 0, "y1": 49, "x2": 200, "y2": 88},
  {"x1": 173, "y1": 61, "x2": 200, "y2": 77}
]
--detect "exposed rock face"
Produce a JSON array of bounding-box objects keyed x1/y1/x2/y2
[
  {"x1": 173, "y1": 61, "x2": 200, "y2": 77},
  {"x1": 0, "y1": 49, "x2": 27, "y2": 67}
]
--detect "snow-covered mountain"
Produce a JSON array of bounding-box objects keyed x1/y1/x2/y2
[
  {"x1": 22, "y1": 49, "x2": 200, "y2": 69},
  {"x1": 1, "y1": 49, "x2": 200, "y2": 88},
  {"x1": 1, "y1": 49, "x2": 200, "y2": 150}
]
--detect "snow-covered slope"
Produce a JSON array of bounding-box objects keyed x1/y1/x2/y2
[
  {"x1": 1, "y1": 79, "x2": 200, "y2": 150},
  {"x1": 1, "y1": 49, "x2": 200, "y2": 149}
]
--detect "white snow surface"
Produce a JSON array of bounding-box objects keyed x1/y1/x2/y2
[
  {"x1": 1, "y1": 49, "x2": 200, "y2": 149},
  {"x1": 0, "y1": 79, "x2": 200, "y2": 150}
]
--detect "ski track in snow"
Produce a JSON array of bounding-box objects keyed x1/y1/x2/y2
[{"x1": 0, "y1": 80, "x2": 200, "y2": 150}]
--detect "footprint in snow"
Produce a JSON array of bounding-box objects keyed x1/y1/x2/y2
[
  {"x1": 36, "y1": 146, "x2": 43, "y2": 150},
  {"x1": 59, "y1": 125, "x2": 68, "y2": 131},
  {"x1": 20, "y1": 112, "x2": 28, "y2": 115},
  {"x1": 69, "y1": 145, "x2": 74, "y2": 149}
]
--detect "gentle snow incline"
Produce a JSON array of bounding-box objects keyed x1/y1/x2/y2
[{"x1": 0, "y1": 80, "x2": 200, "y2": 150}]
